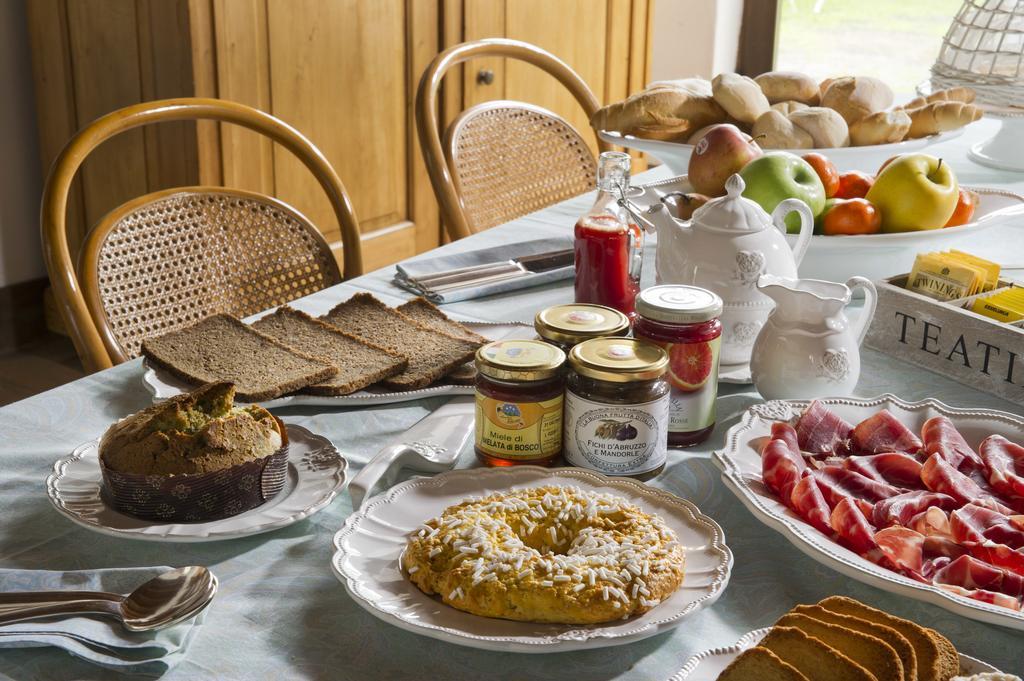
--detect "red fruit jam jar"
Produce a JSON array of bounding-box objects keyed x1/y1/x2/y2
[{"x1": 633, "y1": 285, "x2": 723, "y2": 447}]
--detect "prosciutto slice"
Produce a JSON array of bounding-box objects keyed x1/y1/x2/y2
[
  {"x1": 874, "y1": 526, "x2": 925, "y2": 575},
  {"x1": 795, "y1": 400, "x2": 852, "y2": 454},
  {"x1": 771, "y1": 422, "x2": 801, "y2": 454},
  {"x1": 850, "y1": 411, "x2": 923, "y2": 454},
  {"x1": 909, "y1": 507, "x2": 953, "y2": 537},
  {"x1": 932, "y1": 555, "x2": 1024, "y2": 600},
  {"x1": 872, "y1": 491, "x2": 958, "y2": 528},
  {"x1": 791, "y1": 475, "x2": 833, "y2": 536},
  {"x1": 922, "y1": 415, "x2": 983, "y2": 470},
  {"x1": 951, "y1": 503, "x2": 1024, "y2": 549},
  {"x1": 812, "y1": 466, "x2": 901, "y2": 513},
  {"x1": 921, "y1": 453, "x2": 1013, "y2": 514},
  {"x1": 937, "y1": 583, "x2": 1023, "y2": 611},
  {"x1": 846, "y1": 453, "x2": 924, "y2": 487},
  {"x1": 980, "y1": 435, "x2": 1024, "y2": 499},
  {"x1": 967, "y1": 541, "x2": 1024, "y2": 576},
  {"x1": 831, "y1": 497, "x2": 878, "y2": 555},
  {"x1": 762, "y1": 430, "x2": 806, "y2": 505}
]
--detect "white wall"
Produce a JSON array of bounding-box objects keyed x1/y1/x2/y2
[
  {"x1": 650, "y1": 0, "x2": 743, "y2": 82},
  {"x1": 0, "y1": 0, "x2": 44, "y2": 288}
]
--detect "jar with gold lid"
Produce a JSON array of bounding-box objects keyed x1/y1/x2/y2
[
  {"x1": 474, "y1": 340, "x2": 566, "y2": 467},
  {"x1": 534, "y1": 303, "x2": 630, "y2": 352},
  {"x1": 563, "y1": 338, "x2": 670, "y2": 480}
]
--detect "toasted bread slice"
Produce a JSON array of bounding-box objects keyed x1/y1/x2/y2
[
  {"x1": 718, "y1": 646, "x2": 811, "y2": 681},
  {"x1": 252, "y1": 306, "x2": 408, "y2": 395},
  {"x1": 321, "y1": 293, "x2": 481, "y2": 390},
  {"x1": 818, "y1": 596, "x2": 957, "y2": 681},
  {"x1": 793, "y1": 604, "x2": 917, "y2": 681},
  {"x1": 758, "y1": 627, "x2": 875, "y2": 681},
  {"x1": 776, "y1": 613, "x2": 904, "y2": 681},
  {"x1": 396, "y1": 298, "x2": 488, "y2": 343},
  {"x1": 141, "y1": 314, "x2": 337, "y2": 401}
]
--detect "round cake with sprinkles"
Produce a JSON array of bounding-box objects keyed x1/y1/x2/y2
[{"x1": 402, "y1": 485, "x2": 686, "y2": 624}]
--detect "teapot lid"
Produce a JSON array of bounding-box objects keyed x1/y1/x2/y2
[{"x1": 691, "y1": 174, "x2": 771, "y2": 232}]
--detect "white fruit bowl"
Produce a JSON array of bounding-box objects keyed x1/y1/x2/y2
[
  {"x1": 601, "y1": 128, "x2": 967, "y2": 174},
  {"x1": 638, "y1": 174, "x2": 1024, "y2": 283}
]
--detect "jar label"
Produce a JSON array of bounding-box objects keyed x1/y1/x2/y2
[
  {"x1": 563, "y1": 393, "x2": 669, "y2": 474},
  {"x1": 659, "y1": 336, "x2": 721, "y2": 433},
  {"x1": 475, "y1": 394, "x2": 563, "y2": 460}
]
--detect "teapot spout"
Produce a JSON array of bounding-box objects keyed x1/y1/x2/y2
[{"x1": 641, "y1": 201, "x2": 691, "y2": 238}]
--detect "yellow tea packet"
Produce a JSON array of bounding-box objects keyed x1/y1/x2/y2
[
  {"x1": 948, "y1": 250, "x2": 1000, "y2": 291},
  {"x1": 908, "y1": 253, "x2": 986, "y2": 301},
  {"x1": 971, "y1": 287, "x2": 1024, "y2": 322}
]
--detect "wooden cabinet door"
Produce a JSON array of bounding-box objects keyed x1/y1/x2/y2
[{"x1": 210, "y1": 0, "x2": 440, "y2": 273}]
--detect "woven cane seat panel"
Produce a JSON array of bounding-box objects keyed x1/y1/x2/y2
[
  {"x1": 95, "y1": 192, "x2": 339, "y2": 358},
  {"x1": 450, "y1": 106, "x2": 596, "y2": 231}
]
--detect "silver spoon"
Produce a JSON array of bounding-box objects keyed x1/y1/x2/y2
[{"x1": 0, "y1": 566, "x2": 217, "y2": 632}]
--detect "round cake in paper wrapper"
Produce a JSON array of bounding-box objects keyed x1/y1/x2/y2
[{"x1": 98, "y1": 382, "x2": 288, "y2": 522}]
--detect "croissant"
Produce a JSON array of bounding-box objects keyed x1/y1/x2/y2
[
  {"x1": 901, "y1": 86, "x2": 976, "y2": 110},
  {"x1": 849, "y1": 109, "x2": 911, "y2": 146},
  {"x1": 905, "y1": 101, "x2": 982, "y2": 138}
]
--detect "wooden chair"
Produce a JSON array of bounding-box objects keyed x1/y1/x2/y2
[
  {"x1": 416, "y1": 39, "x2": 611, "y2": 240},
  {"x1": 42, "y1": 97, "x2": 362, "y2": 373}
]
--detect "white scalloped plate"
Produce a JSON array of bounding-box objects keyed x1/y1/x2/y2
[
  {"x1": 669, "y1": 627, "x2": 999, "y2": 680},
  {"x1": 330, "y1": 466, "x2": 733, "y2": 653},
  {"x1": 713, "y1": 394, "x2": 1024, "y2": 630},
  {"x1": 46, "y1": 424, "x2": 347, "y2": 542},
  {"x1": 142, "y1": 321, "x2": 533, "y2": 408}
]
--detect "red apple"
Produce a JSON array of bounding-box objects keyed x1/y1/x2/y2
[{"x1": 688, "y1": 124, "x2": 763, "y2": 196}]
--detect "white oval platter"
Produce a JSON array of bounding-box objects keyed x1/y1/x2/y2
[
  {"x1": 330, "y1": 466, "x2": 733, "y2": 653},
  {"x1": 669, "y1": 627, "x2": 999, "y2": 680},
  {"x1": 713, "y1": 394, "x2": 1024, "y2": 631},
  {"x1": 46, "y1": 424, "x2": 347, "y2": 542}
]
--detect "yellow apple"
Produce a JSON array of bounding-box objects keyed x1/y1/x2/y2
[{"x1": 865, "y1": 153, "x2": 959, "y2": 232}]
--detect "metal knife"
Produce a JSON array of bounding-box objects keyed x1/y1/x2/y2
[
  {"x1": 347, "y1": 396, "x2": 475, "y2": 510},
  {"x1": 409, "y1": 248, "x2": 574, "y2": 290}
]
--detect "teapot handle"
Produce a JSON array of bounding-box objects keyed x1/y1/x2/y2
[
  {"x1": 845, "y1": 276, "x2": 878, "y2": 347},
  {"x1": 771, "y1": 199, "x2": 814, "y2": 267}
]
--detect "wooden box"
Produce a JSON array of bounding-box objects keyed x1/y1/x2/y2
[{"x1": 865, "y1": 275, "x2": 1024, "y2": 407}]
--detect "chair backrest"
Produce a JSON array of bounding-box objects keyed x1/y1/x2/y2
[
  {"x1": 416, "y1": 38, "x2": 609, "y2": 241},
  {"x1": 41, "y1": 97, "x2": 361, "y2": 372},
  {"x1": 445, "y1": 101, "x2": 597, "y2": 232}
]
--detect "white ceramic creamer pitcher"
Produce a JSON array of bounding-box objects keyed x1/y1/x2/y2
[
  {"x1": 641, "y1": 173, "x2": 814, "y2": 366},
  {"x1": 750, "y1": 274, "x2": 878, "y2": 400}
]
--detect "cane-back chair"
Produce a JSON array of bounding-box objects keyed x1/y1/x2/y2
[
  {"x1": 416, "y1": 39, "x2": 611, "y2": 240},
  {"x1": 41, "y1": 98, "x2": 362, "y2": 373}
]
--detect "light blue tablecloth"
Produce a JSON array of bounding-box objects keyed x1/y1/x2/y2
[{"x1": 1, "y1": 119, "x2": 1023, "y2": 679}]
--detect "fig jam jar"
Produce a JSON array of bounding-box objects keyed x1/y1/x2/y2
[
  {"x1": 534, "y1": 303, "x2": 630, "y2": 352},
  {"x1": 563, "y1": 338, "x2": 670, "y2": 480},
  {"x1": 474, "y1": 340, "x2": 566, "y2": 467},
  {"x1": 633, "y1": 285, "x2": 723, "y2": 447}
]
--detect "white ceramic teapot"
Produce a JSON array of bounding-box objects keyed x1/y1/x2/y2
[
  {"x1": 641, "y1": 174, "x2": 814, "y2": 366},
  {"x1": 750, "y1": 274, "x2": 878, "y2": 400}
]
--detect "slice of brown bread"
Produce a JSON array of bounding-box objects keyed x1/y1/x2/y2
[
  {"x1": 251, "y1": 306, "x2": 408, "y2": 395},
  {"x1": 758, "y1": 627, "x2": 875, "y2": 681},
  {"x1": 818, "y1": 596, "x2": 957, "y2": 681},
  {"x1": 444, "y1": 363, "x2": 477, "y2": 385},
  {"x1": 775, "y1": 613, "x2": 904, "y2": 681},
  {"x1": 793, "y1": 604, "x2": 917, "y2": 681},
  {"x1": 396, "y1": 298, "x2": 488, "y2": 343},
  {"x1": 141, "y1": 314, "x2": 338, "y2": 402},
  {"x1": 321, "y1": 293, "x2": 481, "y2": 390},
  {"x1": 718, "y1": 646, "x2": 810, "y2": 681}
]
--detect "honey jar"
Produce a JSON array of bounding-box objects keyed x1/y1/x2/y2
[{"x1": 534, "y1": 303, "x2": 630, "y2": 352}]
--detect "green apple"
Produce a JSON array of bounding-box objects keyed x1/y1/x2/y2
[
  {"x1": 865, "y1": 153, "x2": 958, "y2": 232},
  {"x1": 739, "y1": 152, "x2": 826, "y2": 233}
]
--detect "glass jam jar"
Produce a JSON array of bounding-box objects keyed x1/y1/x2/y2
[
  {"x1": 633, "y1": 285, "x2": 723, "y2": 447},
  {"x1": 563, "y1": 338, "x2": 670, "y2": 480},
  {"x1": 474, "y1": 340, "x2": 566, "y2": 467},
  {"x1": 534, "y1": 303, "x2": 630, "y2": 352}
]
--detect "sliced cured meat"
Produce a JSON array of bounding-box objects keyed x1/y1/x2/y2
[
  {"x1": 771, "y1": 421, "x2": 801, "y2": 454},
  {"x1": 762, "y1": 436, "x2": 806, "y2": 505},
  {"x1": 815, "y1": 466, "x2": 901, "y2": 503},
  {"x1": 922, "y1": 415, "x2": 983, "y2": 470},
  {"x1": 791, "y1": 475, "x2": 833, "y2": 536},
  {"x1": 980, "y1": 435, "x2": 1024, "y2": 500},
  {"x1": 845, "y1": 453, "x2": 923, "y2": 487},
  {"x1": 967, "y1": 541, "x2": 1024, "y2": 576},
  {"x1": 831, "y1": 497, "x2": 878, "y2": 555},
  {"x1": 923, "y1": 535, "x2": 967, "y2": 560},
  {"x1": 909, "y1": 507, "x2": 953, "y2": 538},
  {"x1": 937, "y1": 583, "x2": 1023, "y2": 611},
  {"x1": 921, "y1": 453, "x2": 1013, "y2": 514},
  {"x1": 932, "y1": 555, "x2": 1024, "y2": 600},
  {"x1": 872, "y1": 491, "x2": 958, "y2": 528},
  {"x1": 795, "y1": 400, "x2": 852, "y2": 454},
  {"x1": 874, "y1": 526, "x2": 925, "y2": 575},
  {"x1": 850, "y1": 411, "x2": 923, "y2": 455},
  {"x1": 951, "y1": 503, "x2": 1024, "y2": 549}
]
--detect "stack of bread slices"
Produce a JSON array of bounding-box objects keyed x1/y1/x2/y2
[
  {"x1": 718, "y1": 596, "x2": 960, "y2": 681},
  {"x1": 141, "y1": 294, "x2": 486, "y2": 401}
]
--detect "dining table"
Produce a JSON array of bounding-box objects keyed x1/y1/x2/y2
[{"x1": 2, "y1": 117, "x2": 1023, "y2": 680}]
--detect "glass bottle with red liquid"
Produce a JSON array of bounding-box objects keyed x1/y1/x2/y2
[{"x1": 574, "y1": 151, "x2": 644, "y2": 318}]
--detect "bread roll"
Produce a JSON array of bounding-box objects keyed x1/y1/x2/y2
[
  {"x1": 633, "y1": 117, "x2": 691, "y2": 141},
  {"x1": 754, "y1": 71, "x2": 820, "y2": 105},
  {"x1": 819, "y1": 77, "x2": 841, "y2": 100},
  {"x1": 900, "y1": 86, "x2": 976, "y2": 110},
  {"x1": 771, "y1": 101, "x2": 809, "y2": 115},
  {"x1": 821, "y1": 76, "x2": 894, "y2": 124},
  {"x1": 752, "y1": 110, "x2": 814, "y2": 149},
  {"x1": 712, "y1": 73, "x2": 770, "y2": 124},
  {"x1": 906, "y1": 101, "x2": 982, "y2": 138},
  {"x1": 645, "y1": 78, "x2": 712, "y2": 97},
  {"x1": 591, "y1": 87, "x2": 725, "y2": 134},
  {"x1": 849, "y1": 109, "x2": 911, "y2": 146},
  {"x1": 788, "y1": 107, "x2": 850, "y2": 147}
]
